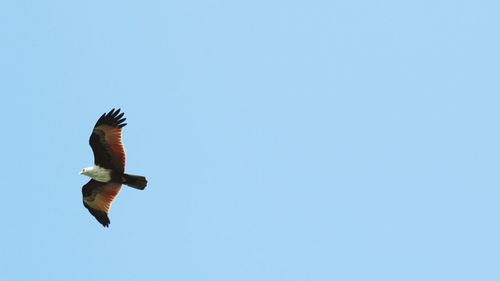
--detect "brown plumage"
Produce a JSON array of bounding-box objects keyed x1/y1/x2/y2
[{"x1": 81, "y1": 108, "x2": 147, "y2": 227}]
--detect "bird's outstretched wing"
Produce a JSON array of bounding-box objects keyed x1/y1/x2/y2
[
  {"x1": 89, "y1": 108, "x2": 127, "y2": 172},
  {"x1": 82, "y1": 179, "x2": 122, "y2": 227}
]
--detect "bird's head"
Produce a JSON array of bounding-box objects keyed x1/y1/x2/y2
[{"x1": 80, "y1": 166, "x2": 95, "y2": 177}]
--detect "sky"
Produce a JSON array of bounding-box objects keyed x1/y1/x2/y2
[{"x1": 0, "y1": 0, "x2": 499, "y2": 280}]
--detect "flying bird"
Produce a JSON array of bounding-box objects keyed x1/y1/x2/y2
[{"x1": 80, "y1": 108, "x2": 147, "y2": 227}]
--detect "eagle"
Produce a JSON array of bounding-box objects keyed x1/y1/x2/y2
[{"x1": 80, "y1": 108, "x2": 147, "y2": 227}]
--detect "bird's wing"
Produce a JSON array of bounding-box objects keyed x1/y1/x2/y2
[
  {"x1": 82, "y1": 179, "x2": 122, "y2": 227},
  {"x1": 89, "y1": 108, "x2": 127, "y2": 172}
]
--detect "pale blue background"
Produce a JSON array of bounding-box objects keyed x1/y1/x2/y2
[{"x1": 1, "y1": 1, "x2": 499, "y2": 280}]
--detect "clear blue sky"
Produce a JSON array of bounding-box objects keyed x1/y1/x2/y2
[{"x1": 0, "y1": 1, "x2": 499, "y2": 280}]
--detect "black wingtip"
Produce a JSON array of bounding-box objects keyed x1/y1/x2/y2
[
  {"x1": 84, "y1": 202, "x2": 111, "y2": 227},
  {"x1": 94, "y1": 108, "x2": 127, "y2": 128},
  {"x1": 111, "y1": 108, "x2": 121, "y2": 118},
  {"x1": 98, "y1": 216, "x2": 111, "y2": 227}
]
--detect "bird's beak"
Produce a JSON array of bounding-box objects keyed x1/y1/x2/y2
[{"x1": 79, "y1": 170, "x2": 83, "y2": 175}]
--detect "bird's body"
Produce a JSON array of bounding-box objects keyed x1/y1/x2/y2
[{"x1": 80, "y1": 108, "x2": 147, "y2": 227}]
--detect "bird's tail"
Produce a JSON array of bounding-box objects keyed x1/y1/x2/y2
[{"x1": 123, "y1": 174, "x2": 148, "y2": 190}]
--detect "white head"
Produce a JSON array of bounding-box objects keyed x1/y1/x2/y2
[
  {"x1": 80, "y1": 165, "x2": 112, "y2": 182},
  {"x1": 80, "y1": 166, "x2": 98, "y2": 177}
]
